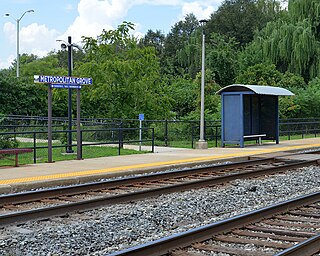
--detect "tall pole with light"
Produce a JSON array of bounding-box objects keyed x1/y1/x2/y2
[
  {"x1": 196, "y1": 19, "x2": 208, "y2": 149},
  {"x1": 5, "y1": 9, "x2": 34, "y2": 78},
  {"x1": 57, "y1": 37, "x2": 83, "y2": 154}
]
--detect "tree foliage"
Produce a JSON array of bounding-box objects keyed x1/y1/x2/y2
[
  {"x1": 162, "y1": 14, "x2": 200, "y2": 76},
  {"x1": 178, "y1": 31, "x2": 239, "y2": 86},
  {"x1": 77, "y1": 22, "x2": 172, "y2": 119},
  {"x1": 0, "y1": 73, "x2": 47, "y2": 116},
  {"x1": 2, "y1": 1, "x2": 320, "y2": 121},
  {"x1": 207, "y1": 0, "x2": 283, "y2": 47},
  {"x1": 240, "y1": 0, "x2": 320, "y2": 81}
]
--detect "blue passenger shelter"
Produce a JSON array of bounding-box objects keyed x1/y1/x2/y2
[{"x1": 217, "y1": 84, "x2": 294, "y2": 147}]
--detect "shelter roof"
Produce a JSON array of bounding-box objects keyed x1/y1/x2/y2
[{"x1": 216, "y1": 84, "x2": 294, "y2": 96}]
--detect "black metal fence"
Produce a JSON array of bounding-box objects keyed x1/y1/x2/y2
[
  {"x1": 2, "y1": 115, "x2": 320, "y2": 165},
  {"x1": 0, "y1": 127, "x2": 154, "y2": 166}
]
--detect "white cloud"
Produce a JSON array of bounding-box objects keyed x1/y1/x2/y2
[
  {"x1": 142, "y1": 0, "x2": 183, "y2": 5},
  {"x1": 3, "y1": 22, "x2": 16, "y2": 44},
  {"x1": 181, "y1": 1, "x2": 216, "y2": 20},
  {"x1": 60, "y1": 0, "x2": 136, "y2": 44},
  {"x1": 4, "y1": 21, "x2": 60, "y2": 58},
  {"x1": 62, "y1": 0, "x2": 219, "y2": 43},
  {"x1": 65, "y1": 4, "x2": 74, "y2": 12},
  {"x1": 0, "y1": 55, "x2": 15, "y2": 69},
  {"x1": 1, "y1": 0, "x2": 222, "y2": 69}
]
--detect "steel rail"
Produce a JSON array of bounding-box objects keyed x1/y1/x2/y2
[
  {"x1": 0, "y1": 159, "x2": 318, "y2": 226},
  {"x1": 108, "y1": 192, "x2": 320, "y2": 256},
  {"x1": 0, "y1": 158, "x2": 276, "y2": 205},
  {"x1": 274, "y1": 234, "x2": 320, "y2": 256}
]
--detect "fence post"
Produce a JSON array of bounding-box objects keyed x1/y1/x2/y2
[
  {"x1": 33, "y1": 132, "x2": 37, "y2": 164},
  {"x1": 152, "y1": 128, "x2": 154, "y2": 153},
  {"x1": 118, "y1": 127, "x2": 121, "y2": 156},
  {"x1": 119, "y1": 122, "x2": 123, "y2": 149},
  {"x1": 80, "y1": 130, "x2": 83, "y2": 159},
  {"x1": 215, "y1": 125, "x2": 218, "y2": 147},
  {"x1": 191, "y1": 126, "x2": 194, "y2": 149},
  {"x1": 164, "y1": 120, "x2": 168, "y2": 147},
  {"x1": 288, "y1": 125, "x2": 291, "y2": 140}
]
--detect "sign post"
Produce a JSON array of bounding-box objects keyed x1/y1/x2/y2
[
  {"x1": 34, "y1": 75, "x2": 92, "y2": 162},
  {"x1": 138, "y1": 114, "x2": 144, "y2": 151},
  {"x1": 76, "y1": 88, "x2": 81, "y2": 160},
  {"x1": 48, "y1": 86, "x2": 53, "y2": 163}
]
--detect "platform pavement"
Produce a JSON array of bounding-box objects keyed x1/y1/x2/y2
[{"x1": 1, "y1": 137, "x2": 320, "y2": 194}]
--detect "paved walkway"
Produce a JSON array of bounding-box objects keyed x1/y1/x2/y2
[{"x1": 1, "y1": 138, "x2": 320, "y2": 193}]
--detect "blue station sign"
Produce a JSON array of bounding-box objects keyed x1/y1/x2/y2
[
  {"x1": 138, "y1": 113, "x2": 145, "y2": 121},
  {"x1": 34, "y1": 75, "x2": 92, "y2": 85}
]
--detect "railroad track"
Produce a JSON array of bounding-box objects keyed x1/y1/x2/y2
[
  {"x1": 0, "y1": 157, "x2": 318, "y2": 226},
  {"x1": 109, "y1": 192, "x2": 320, "y2": 256}
]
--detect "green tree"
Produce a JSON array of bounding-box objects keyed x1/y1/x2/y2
[
  {"x1": 0, "y1": 71, "x2": 47, "y2": 116},
  {"x1": 234, "y1": 63, "x2": 317, "y2": 119},
  {"x1": 168, "y1": 78, "x2": 198, "y2": 117},
  {"x1": 236, "y1": 63, "x2": 284, "y2": 85},
  {"x1": 240, "y1": 0, "x2": 320, "y2": 81},
  {"x1": 235, "y1": 63, "x2": 306, "y2": 88},
  {"x1": 77, "y1": 22, "x2": 172, "y2": 119},
  {"x1": 163, "y1": 14, "x2": 200, "y2": 76},
  {"x1": 207, "y1": 0, "x2": 283, "y2": 47},
  {"x1": 178, "y1": 31, "x2": 239, "y2": 86},
  {"x1": 138, "y1": 29, "x2": 165, "y2": 55},
  {"x1": 280, "y1": 78, "x2": 320, "y2": 118}
]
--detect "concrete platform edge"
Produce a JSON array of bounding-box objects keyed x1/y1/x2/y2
[{"x1": 0, "y1": 156, "x2": 249, "y2": 194}]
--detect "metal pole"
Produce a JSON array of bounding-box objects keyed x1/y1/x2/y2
[
  {"x1": 5, "y1": 10, "x2": 34, "y2": 78},
  {"x1": 67, "y1": 36, "x2": 73, "y2": 153},
  {"x1": 196, "y1": 19, "x2": 208, "y2": 149},
  {"x1": 16, "y1": 19, "x2": 20, "y2": 78},
  {"x1": 33, "y1": 132, "x2": 36, "y2": 164},
  {"x1": 165, "y1": 120, "x2": 168, "y2": 147},
  {"x1": 76, "y1": 88, "x2": 81, "y2": 160},
  {"x1": 48, "y1": 86, "x2": 53, "y2": 163},
  {"x1": 199, "y1": 31, "x2": 205, "y2": 141},
  {"x1": 139, "y1": 120, "x2": 142, "y2": 151}
]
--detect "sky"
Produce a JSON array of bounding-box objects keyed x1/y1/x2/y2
[{"x1": 0, "y1": 0, "x2": 224, "y2": 69}]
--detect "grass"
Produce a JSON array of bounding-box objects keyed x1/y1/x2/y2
[
  {"x1": 155, "y1": 133, "x2": 319, "y2": 148},
  {"x1": 0, "y1": 141, "x2": 148, "y2": 167}
]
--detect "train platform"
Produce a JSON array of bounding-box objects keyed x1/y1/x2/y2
[{"x1": 1, "y1": 137, "x2": 320, "y2": 194}]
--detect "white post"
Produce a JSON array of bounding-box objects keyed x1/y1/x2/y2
[
  {"x1": 196, "y1": 19, "x2": 208, "y2": 149},
  {"x1": 139, "y1": 119, "x2": 142, "y2": 151},
  {"x1": 199, "y1": 31, "x2": 205, "y2": 142},
  {"x1": 16, "y1": 19, "x2": 20, "y2": 78}
]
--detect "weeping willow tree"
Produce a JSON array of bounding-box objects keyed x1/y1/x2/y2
[
  {"x1": 177, "y1": 29, "x2": 202, "y2": 79},
  {"x1": 289, "y1": 0, "x2": 320, "y2": 36},
  {"x1": 177, "y1": 30, "x2": 239, "y2": 86},
  {"x1": 243, "y1": 0, "x2": 320, "y2": 81}
]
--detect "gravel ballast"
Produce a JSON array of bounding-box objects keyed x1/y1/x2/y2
[{"x1": 0, "y1": 166, "x2": 319, "y2": 255}]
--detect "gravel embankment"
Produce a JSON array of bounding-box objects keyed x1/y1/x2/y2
[{"x1": 0, "y1": 166, "x2": 319, "y2": 255}]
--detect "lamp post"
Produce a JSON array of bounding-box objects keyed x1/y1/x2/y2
[
  {"x1": 56, "y1": 37, "x2": 83, "y2": 153},
  {"x1": 5, "y1": 9, "x2": 34, "y2": 78},
  {"x1": 196, "y1": 19, "x2": 208, "y2": 149}
]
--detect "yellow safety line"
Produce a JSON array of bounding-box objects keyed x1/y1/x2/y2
[{"x1": 1, "y1": 143, "x2": 320, "y2": 185}]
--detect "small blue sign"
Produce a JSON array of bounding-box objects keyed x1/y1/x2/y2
[
  {"x1": 34, "y1": 75, "x2": 92, "y2": 85},
  {"x1": 139, "y1": 114, "x2": 144, "y2": 121},
  {"x1": 50, "y1": 84, "x2": 82, "y2": 89}
]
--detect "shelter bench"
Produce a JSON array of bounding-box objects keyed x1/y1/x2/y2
[
  {"x1": 243, "y1": 134, "x2": 266, "y2": 145},
  {"x1": 0, "y1": 148, "x2": 33, "y2": 167}
]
